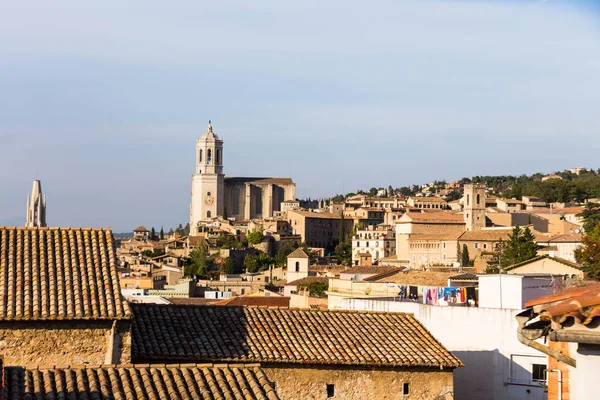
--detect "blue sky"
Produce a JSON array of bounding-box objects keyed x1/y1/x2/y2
[{"x1": 1, "y1": 0, "x2": 599, "y2": 231}]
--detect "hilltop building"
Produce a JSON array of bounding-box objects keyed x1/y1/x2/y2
[
  {"x1": 25, "y1": 180, "x2": 46, "y2": 227},
  {"x1": 190, "y1": 122, "x2": 295, "y2": 235}
]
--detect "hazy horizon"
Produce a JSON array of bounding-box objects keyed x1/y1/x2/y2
[{"x1": 1, "y1": 0, "x2": 600, "y2": 231}]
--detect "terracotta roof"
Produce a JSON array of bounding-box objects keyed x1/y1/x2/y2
[
  {"x1": 0, "y1": 227, "x2": 129, "y2": 320},
  {"x1": 130, "y1": 304, "x2": 462, "y2": 368},
  {"x1": 4, "y1": 364, "x2": 279, "y2": 400},
  {"x1": 497, "y1": 198, "x2": 523, "y2": 204},
  {"x1": 287, "y1": 248, "x2": 309, "y2": 259},
  {"x1": 214, "y1": 296, "x2": 291, "y2": 307},
  {"x1": 544, "y1": 233, "x2": 583, "y2": 243},
  {"x1": 133, "y1": 226, "x2": 149, "y2": 232},
  {"x1": 288, "y1": 210, "x2": 342, "y2": 219},
  {"x1": 224, "y1": 177, "x2": 294, "y2": 185},
  {"x1": 504, "y1": 255, "x2": 583, "y2": 272},
  {"x1": 517, "y1": 283, "x2": 600, "y2": 345},
  {"x1": 341, "y1": 266, "x2": 398, "y2": 275},
  {"x1": 458, "y1": 229, "x2": 512, "y2": 242},
  {"x1": 285, "y1": 276, "x2": 329, "y2": 286},
  {"x1": 401, "y1": 212, "x2": 464, "y2": 224},
  {"x1": 367, "y1": 270, "x2": 457, "y2": 287},
  {"x1": 409, "y1": 196, "x2": 447, "y2": 203},
  {"x1": 449, "y1": 273, "x2": 478, "y2": 281},
  {"x1": 168, "y1": 298, "x2": 219, "y2": 306}
]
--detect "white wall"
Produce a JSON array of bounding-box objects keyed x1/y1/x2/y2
[
  {"x1": 342, "y1": 298, "x2": 548, "y2": 400},
  {"x1": 575, "y1": 343, "x2": 600, "y2": 400},
  {"x1": 478, "y1": 275, "x2": 557, "y2": 310}
]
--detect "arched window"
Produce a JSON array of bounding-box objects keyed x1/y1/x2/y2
[
  {"x1": 207, "y1": 210, "x2": 211, "y2": 218},
  {"x1": 207, "y1": 149, "x2": 212, "y2": 164},
  {"x1": 295, "y1": 261, "x2": 300, "y2": 272},
  {"x1": 476, "y1": 194, "x2": 480, "y2": 205},
  {"x1": 207, "y1": 192, "x2": 211, "y2": 196},
  {"x1": 216, "y1": 149, "x2": 221, "y2": 165},
  {"x1": 199, "y1": 149, "x2": 203, "y2": 162}
]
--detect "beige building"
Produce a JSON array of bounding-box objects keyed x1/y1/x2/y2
[
  {"x1": 406, "y1": 196, "x2": 448, "y2": 210},
  {"x1": 395, "y1": 212, "x2": 465, "y2": 265},
  {"x1": 131, "y1": 303, "x2": 461, "y2": 399},
  {"x1": 0, "y1": 227, "x2": 131, "y2": 367},
  {"x1": 408, "y1": 233, "x2": 461, "y2": 267},
  {"x1": 190, "y1": 122, "x2": 296, "y2": 234},
  {"x1": 352, "y1": 225, "x2": 396, "y2": 265},
  {"x1": 505, "y1": 255, "x2": 584, "y2": 278},
  {"x1": 287, "y1": 209, "x2": 354, "y2": 249}
]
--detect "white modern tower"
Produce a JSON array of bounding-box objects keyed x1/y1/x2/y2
[
  {"x1": 190, "y1": 121, "x2": 225, "y2": 233},
  {"x1": 26, "y1": 180, "x2": 47, "y2": 227}
]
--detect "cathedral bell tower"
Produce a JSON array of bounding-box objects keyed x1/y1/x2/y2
[{"x1": 190, "y1": 121, "x2": 225, "y2": 235}]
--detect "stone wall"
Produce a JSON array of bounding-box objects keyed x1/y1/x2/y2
[
  {"x1": 0, "y1": 320, "x2": 131, "y2": 367},
  {"x1": 262, "y1": 365, "x2": 454, "y2": 400}
]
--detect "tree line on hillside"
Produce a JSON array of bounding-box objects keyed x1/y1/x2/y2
[{"x1": 302, "y1": 169, "x2": 600, "y2": 204}]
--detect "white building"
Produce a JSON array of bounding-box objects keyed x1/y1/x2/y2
[
  {"x1": 338, "y1": 274, "x2": 563, "y2": 400},
  {"x1": 351, "y1": 225, "x2": 396, "y2": 265}
]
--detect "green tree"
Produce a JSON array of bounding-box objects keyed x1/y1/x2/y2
[
  {"x1": 500, "y1": 226, "x2": 538, "y2": 268},
  {"x1": 222, "y1": 258, "x2": 235, "y2": 275},
  {"x1": 150, "y1": 227, "x2": 157, "y2": 241},
  {"x1": 575, "y1": 223, "x2": 600, "y2": 280},
  {"x1": 223, "y1": 207, "x2": 228, "y2": 220},
  {"x1": 275, "y1": 241, "x2": 300, "y2": 266},
  {"x1": 461, "y1": 244, "x2": 470, "y2": 267},
  {"x1": 160, "y1": 226, "x2": 164, "y2": 240},
  {"x1": 185, "y1": 241, "x2": 211, "y2": 277},
  {"x1": 296, "y1": 281, "x2": 329, "y2": 298},
  {"x1": 246, "y1": 231, "x2": 265, "y2": 245},
  {"x1": 577, "y1": 202, "x2": 600, "y2": 233},
  {"x1": 244, "y1": 253, "x2": 274, "y2": 273}
]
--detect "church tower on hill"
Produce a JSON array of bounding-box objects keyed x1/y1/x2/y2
[{"x1": 190, "y1": 121, "x2": 225, "y2": 230}]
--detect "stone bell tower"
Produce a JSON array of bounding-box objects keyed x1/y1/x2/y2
[
  {"x1": 463, "y1": 183, "x2": 486, "y2": 231},
  {"x1": 190, "y1": 121, "x2": 225, "y2": 235}
]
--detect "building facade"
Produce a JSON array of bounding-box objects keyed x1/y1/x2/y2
[{"x1": 190, "y1": 122, "x2": 296, "y2": 234}]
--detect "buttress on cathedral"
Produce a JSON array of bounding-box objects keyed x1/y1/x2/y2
[{"x1": 190, "y1": 122, "x2": 296, "y2": 233}]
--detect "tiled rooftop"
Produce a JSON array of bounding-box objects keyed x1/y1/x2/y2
[
  {"x1": 4, "y1": 364, "x2": 279, "y2": 400},
  {"x1": 0, "y1": 227, "x2": 129, "y2": 320},
  {"x1": 130, "y1": 304, "x2": 462, "y2": 368},
  {"x1": 517, "y1": 283, "x2": 600, "y2": 344}
]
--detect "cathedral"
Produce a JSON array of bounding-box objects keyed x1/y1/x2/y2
[{"x1": 190, "y1": 122, "x2": 296, "y2": 233}]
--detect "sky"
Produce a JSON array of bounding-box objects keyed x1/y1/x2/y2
[{"x1": 1, "y1": 0, "x2": 600, "y2": 232}]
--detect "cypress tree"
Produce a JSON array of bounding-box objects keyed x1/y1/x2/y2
[{"x1": 461, "y1": 244, "x2": 470, "y2": 267}]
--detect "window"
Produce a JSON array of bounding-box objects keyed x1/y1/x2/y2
[
  {"x1": 207, "y1": 192, "x2": 211, "y2": 196},
  {"x1": 207, "y1": 210, "x2": 211, "y2": 218},
  {"x1": 326, "y1": 384, "x2": 335, "y2": 398},
  {"x1": 199, "y1": 149, "x2": 203, "y2": 162},
  {"x1": 216, "y1": 149, "x2": 221, "y2": 165},
  {"x1": 466, "y1": 194, "x2": 470, "y2": 206},
  {"x1": 207, "y1": 149, "x2": 212, "y2": 163},
  {"x1": 483, "y1": 244, "x2": 487, "y2": 249},
  {"x1": 295, "y1": 261, "x2": 300, "y2": 272},
  {"x1": 532, "y1": 364, "x2": 546, "y2": 381},
  {"x1": 403, "y1": 383, "x2": 410, "y2": 395},
  {"x1": 476, "y1": 194, "x2": 480, "y2": 205},
  {"x1": 474, "y1": 243, "x2": 479, "y2": 249}
]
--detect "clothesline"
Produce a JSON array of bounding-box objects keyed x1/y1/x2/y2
[{"x1": 396, "y1": 284, "x2": 478, "y2": 306}]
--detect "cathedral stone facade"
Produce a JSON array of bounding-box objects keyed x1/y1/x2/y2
[{"x1": 190, "y1": 122, "x2": 295, "y2": 233}]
